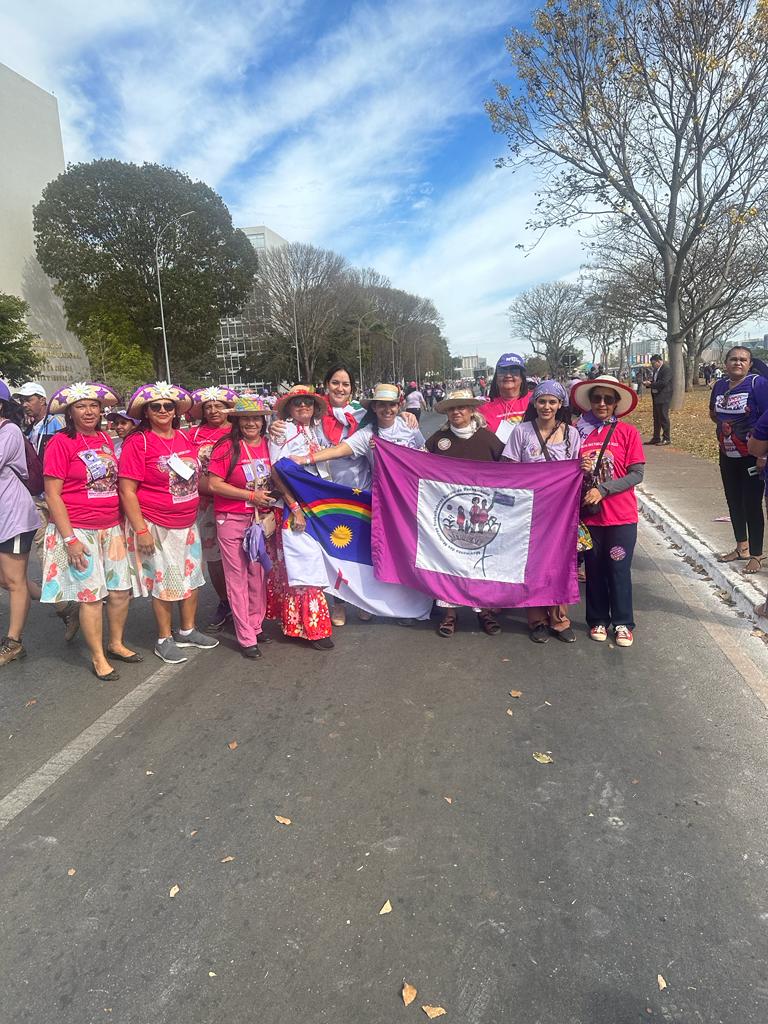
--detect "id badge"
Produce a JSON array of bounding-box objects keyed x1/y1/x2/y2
[
  {"x1": 242, "y1": 464, "x2": 256, "y2": 484},
  {"x1": 168, "y1": 452, "x2": 194, "y2": 480},
  {"x1": 253, "y1": 459, "x2": 269, "y2": 481},
  {"x1": 495, "y1": 420, "x2": 514, "y2": 445},
  {"x1": 77, "y1": 449, "x2": 107, "y2": 480}
]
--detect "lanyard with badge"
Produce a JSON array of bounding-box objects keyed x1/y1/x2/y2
[{"x1": 76, "y1": 433, "x2": 109, "y2": 482}]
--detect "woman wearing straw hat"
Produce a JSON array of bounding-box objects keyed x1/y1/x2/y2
[
  {"x1": 503, "y1": 380, "x2": 581, "y2": 644},
  {"x1": 481, "y1": 353, "x2": 531, "y2": 443},
  {"x1": 119, "y1": 382, "x2": 219, "y2": 664},
  {"x1": 207, "y1": 396, "x2": 275, "y2": 659},
  {"x1": 570, "y1": 375, "x2": 644, "y2": 648},
  {"x1": 266, "y1": 384, "x2": 334, "y2": 649},
  {"x1": 190, "y1": 385, "x2": 238, "y2": 631},
  {"x1": 425, "y1": 388, "x2": 505, "y2": 637},
  {"x1": 40, "y1": 381, "x2": 138, "y2": 680}
]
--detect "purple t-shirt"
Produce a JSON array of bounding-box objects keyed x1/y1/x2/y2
[
  {"x1": 709, "y1": 374, "x2": 768, "y2": 458},
  {"x1": 0, "y1": 420, "x2": 41, "y2": 543}
]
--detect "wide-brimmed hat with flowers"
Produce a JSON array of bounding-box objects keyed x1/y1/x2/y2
[
  {"x1": 126, "y1": 381, "x2": 193, "y2": 417},
  {"x1": 228, "y1": 395, "x2": 270, "y2": 417},
  {"x1": 190, "y1": 385, "x2": 238, "y2": 419},
  {"x1": 360, "y1": 383, "x2": 403, "y2": 408},
  {"x1": 48, "y1": 381, "x2": 120, "y2": 415},
  {"x1": 435, "y1": 388, "x2": 485, "y2": 414},
  {"x1": 570, "y1": 375, "x2": 638, "y2": 417},
  {"x1": 274, "y1": 385, "x2": 329, "y2": 420}
]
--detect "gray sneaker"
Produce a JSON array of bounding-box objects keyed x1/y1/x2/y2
[
  {"x1": 154, "y1": 638, "x2": 188, "y2": 664},
  {"x1": 172, "y1": 628, "x2": 220, "y2": 650}
]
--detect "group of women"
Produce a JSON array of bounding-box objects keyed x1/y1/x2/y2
[{"x1": 0, "y1": 353, "x2": 647, "y2": 674}]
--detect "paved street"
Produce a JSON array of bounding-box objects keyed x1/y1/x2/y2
[{"x1": 2, "y1": 417, "x2": 768, "y2": 1023}]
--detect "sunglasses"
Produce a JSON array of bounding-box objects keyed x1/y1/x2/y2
[
  {"x1": 291, "y1": 397, "x2": 315, "y2": 406},
  {"x1": 148, "y1": 401, "x2": 176, "y2": 412},
  {"x1": 590, "y1": 393, "x2": 618, "y2": 405}
]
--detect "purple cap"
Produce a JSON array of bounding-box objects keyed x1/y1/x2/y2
[
  {"x1": 495, "y1": 352, "x2": 526, "y2": 372},
  {"x1": 0, "y1": 380, "x2": 11, "y2": 402}
]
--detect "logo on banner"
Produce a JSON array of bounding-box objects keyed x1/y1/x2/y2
[{"x1": 434, "y1": 489, "x2": 505, "y2": 574}]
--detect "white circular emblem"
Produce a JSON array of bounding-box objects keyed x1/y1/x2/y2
[{"x1": 437, "y1": 437, "x2": 452, "y2": 450}]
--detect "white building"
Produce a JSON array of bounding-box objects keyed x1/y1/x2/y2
[
  {"x1": 0, "y1": 63, "x2": 89, "y2": 388},
  {"x1": 215, "y1": 225, "x2": 289, "y2": 388}
]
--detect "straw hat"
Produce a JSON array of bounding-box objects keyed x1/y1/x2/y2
[
  {"x1": 273, "y1": 384, "x2": 329, "y2": 420},
  {"x1": 570, "y1": 375, "x2": 638, "y2": 417},
  {"x1": 435, "y1": 388, "x2": 485, "y2": 413},
  {"x1": 228, "y1": 395, "x2": 270, "y2": 417},
  {"x1": 48, "y1": 381, "x2": 120, "y2": 415},
  {"x1": 126, "y1": 381, "x2": 193, "y2": 417},
  {"x1": 360, "y1": 383, "x2": 402, "y2": 408},
  {"x1": 190, "y1": 385, "x2": 238, "y2": 419}
]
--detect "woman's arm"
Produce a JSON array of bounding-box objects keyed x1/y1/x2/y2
[
  {"x1": 595, "y1": 463, "x2": 645, "y2": 498},
  {"x1": 748, "y1": 436, "x2": 768, "y2": 457},
  {"x1": 269, "y1": 473, "x2": 306, "y2": 532},
  {"x1": 44, "y1": 477, "x2": 88, "y2": 570},
  {"x1": 290, "y1": 441, "x2": 354, "y2": 467},
  {"x1": 119, "y1": 478, "x2": 155, "y2": 556},
  {"x1": 207, "y1": 474, "x2": 272, "y2": 506}
]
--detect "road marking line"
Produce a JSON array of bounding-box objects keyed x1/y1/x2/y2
[{"x1": 0, "y1": 659, "x2": 188, "y2": 830}]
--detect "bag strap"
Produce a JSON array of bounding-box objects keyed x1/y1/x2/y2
[
  {"x1": 592, "y1": 421, "x2": 618, "y2": 479},
  {"x1": 531, "y1": 421, "x2": 554, "y2": 462}
]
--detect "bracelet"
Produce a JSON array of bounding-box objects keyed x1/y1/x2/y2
[
  {"x1": 288, "y1": 502, "x2": 300, "y2": 512},
  {"x1": 63, "y1": 535, "x2": 77, "y2": 546},
  {"x1": 136, "y1": 528, "x2": 150, "y2": 536},
  {"x1": 309, "y1": 451, "x2": 316, "y2": 464}
]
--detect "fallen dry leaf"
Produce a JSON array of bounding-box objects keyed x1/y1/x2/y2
[
  {"x1": 657, "y1": 974, "x2": 667, "y2": 991},
  {"x1": 509, "y1": 689, "x2": 522, "y2": 698},
  {"x1": 532, "y1": 752, "x2": 554, "y2": 764},
  {"x1": 220, "y1": 855, "x2": 235, "y2": 863},
  {"x1": 274, "y1": 815, "x2": 292, "y2": 825},
  {"x1": 25, "y1": 699, "x2": 37, "y2": 708},
  {"x1": 379, "y1": 899, "x2": 392, "y2": 915},
  {"x1": 506, "y1": 708, "x2": 514, "y2": 717},
  {"x1": 227, "y1": 740, "x2": 238, "y2": 750},
  {"x1": 208, "y1": 971, "x2": 217, "y2": 978},
  {"x1": 169, "y1": 884, "x2": 180, "y2": 898},
  {"x1": 501, "y1": 657, "x2": 510, "y2": 662},
  {"x1": 67, "y1": 868, "x2": 76, "y2": 877},
  {"x1": 145, "y1": 770, "x2": 154, "y2": 776},
  {"x1": 190, "y1": 830, "x2": 198, "y2": 837},
  {"x1": 402, "y1": 981, "x2": 417, "y2": 1006},
  {"x1": 422, "y1": 1006, "x2": 446, "y2": 1019},
  {"x1": 443, "y1": 796, "x2": 453, "y2": 804}
]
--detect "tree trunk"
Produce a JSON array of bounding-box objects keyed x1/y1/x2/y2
[
  {"x1": 684, "y1": 347, "x2": 695, "y2": 392},
  {"x1": 666, "y1": 294, "x2": 685, "y2": 410}
]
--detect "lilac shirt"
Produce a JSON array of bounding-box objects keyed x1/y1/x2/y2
[
  {"x1": 0, "y1": 420, "x2": 41, "y2": 543},
  {"x1": 503, "y1": 420, "x2": 582, "y2": 463}
]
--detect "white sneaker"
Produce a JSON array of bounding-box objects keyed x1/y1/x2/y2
[
  {"x1": 614, "y1": 625, "x2": 634, "y2": 647},
  {"x1": 589, "y1": 625, "x2": 608, "y2": 642}
]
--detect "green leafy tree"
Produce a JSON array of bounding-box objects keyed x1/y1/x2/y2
[
  {"x1": 0, "y1": 293, "x2": 46, "y2": 385},
  {"x1": 79, "y1": 310, "x2": 153, "y2": 401},
  {"x1": 33, "y1": 159, "x2": 258, "y2": 378}
]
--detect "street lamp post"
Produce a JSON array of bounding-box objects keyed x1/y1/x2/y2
[{"x1": 154, "y1": 211, "x2": 194, "y2": 380}]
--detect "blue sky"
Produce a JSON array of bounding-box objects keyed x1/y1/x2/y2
[{"x1": 2, "y1": 0, "x2": 589, "y2": 363}]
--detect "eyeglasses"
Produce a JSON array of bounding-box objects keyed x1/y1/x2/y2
[
  {"x1": 590, "y1": 393, "x2": 618, "y2": 405},
  {"x1": 148, "y1": 401, "x2": 176, "y2": 412},
  {"x1": 291, "y1": 397, "x2": 315, "y2": 406}
]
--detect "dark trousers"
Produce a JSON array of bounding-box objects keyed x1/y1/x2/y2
[
  {"x1": 652, "y1": 401, "x2": 670, "y2": 441},
  {"x1": 718, "y1": 453, "x2": 764, "y2": 555},
  {"x1": 584, "y1": 522, "x2": 637, "y2": 629}
]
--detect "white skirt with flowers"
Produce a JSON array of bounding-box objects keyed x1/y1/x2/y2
[{"x1": 126, "y1": 520, "x2": 206, "y2": 602}]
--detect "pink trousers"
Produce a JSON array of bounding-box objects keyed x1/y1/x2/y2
[{"x1": 216, "y1": 512, "x2": 267, "y2": 648}]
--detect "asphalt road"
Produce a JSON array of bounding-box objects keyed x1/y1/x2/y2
[{"x1": 2, "y1": 412, "x2": 768, "y2": 1024}]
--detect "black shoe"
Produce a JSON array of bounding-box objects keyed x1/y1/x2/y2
[
  {"x1": 310, "y1": 637, "x2": 335, "y2": 650},
  {"x1": 554, "y1": 626, "x2": 576, "y2": 643},
  {"x1": 529, "y1": 624, "x2": 550, "y2": 644},
  {"x1": 644, "y1": 438, "x2": 660, "y2": 446},
  {"x1": 241, "y1": 645, "x2": 262, "y2": 659}
]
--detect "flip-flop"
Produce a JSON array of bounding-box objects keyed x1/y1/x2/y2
[
  {"x1": 106, "y1": 649, "x2": 144, "y2": 663},
  {"x1": 716, "y1": 550, "x2": 748, "y2": 563}
]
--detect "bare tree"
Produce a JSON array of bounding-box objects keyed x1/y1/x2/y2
[
  {"x1": 508, "y1": 281, "x2": 585, "y2": 376},
  {"x1": 487, "y1": 0, "x2": 768, "y2": 409}
]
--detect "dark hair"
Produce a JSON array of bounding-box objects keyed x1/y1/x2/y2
[
  {"x1": 210, "y1": 413, "x2": 266, "y2": 478},
  {"x1": 523, "y1": 401, "x2": 570, "y2": 427},
  {"x1": 405, "y1": 383, "x2": 419, "y2": 396},
  {"x1": 359, "y1": 400, "x2": 399, "y2": 434},
  {"x1": 0, "y1": 396, "x2": 26, "y2": 428},
  {"x1": 63, "y1": 401, "x2": 107, "y2": 438},
  {"x1": 323, "y1": 364, "x2": 356, "y2": 392},
  {"x1": 488, "y1": 367, "x2": 529, "y2": 400},
  {"x1": 725, "y1": 345, "x2": 752, "y2": 363},
  {"x1": 651, "y1": 353, "x2": 663, "y2": 361}
]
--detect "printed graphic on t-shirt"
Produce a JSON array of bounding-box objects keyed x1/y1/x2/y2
[
  {"x1": 84, "y1": 447, "x2": 118, "y2": 499},
  {"x1": 157, "y1": 454, "x2": 199, "y2": 503},
  {"x1": 714, "y1": 391, "x2": 750, "y2": 415}
]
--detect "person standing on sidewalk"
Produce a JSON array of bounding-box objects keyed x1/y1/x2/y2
[
  {"x1": 710, "y1": 346, "x2": 768, "y2": 575},
  {"x1": 646, "y1": 354, "x2": 672, "y2": 445},
  {"x1": 571, "y1": 376, "x2": 645, "y2": 648},
  {"x1": 481, "y1": 353, "x2": 531, "y2": 444}
]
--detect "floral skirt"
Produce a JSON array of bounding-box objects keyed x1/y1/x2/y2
[
  {"x1": 126, "y1": 520, "x2": 205, "y2": 602},
  {"x1": 265, "y1": 510, "x2": 332, "y2": 640},
  {"x1": 40, "y1": 523, "x2": 132, "y2": 603},
  {"x1": 198, "y1": 500, "x2": 222, "y2": 563}
]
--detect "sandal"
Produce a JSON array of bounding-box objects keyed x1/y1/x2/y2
[
  {"x1": 437, "y1": 612, "x2": 457, "y2": 638},
  {"x1": 742, "y1": 556, "x2": 765, "y2": 575},
  {"x1": 477, "y1": 610, "x2": 501, "y2": 636},
  {"x1": 716, "y1": 549, "x2": 748, "y2": 563}
]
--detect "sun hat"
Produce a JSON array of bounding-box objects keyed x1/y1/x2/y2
[
  {"x1": 106, "y1": 408, "x2": 141, "y2": 425},
  {"x1": 190, "y1": 385, "x2": 238, "y2": 419},
  {"x1": 570, "y1": 375, "x2": 638, "y2": 417},
  {"x1": 532, "y1": 380, "x2": 568, "y2": 404},
  {"x1": 126, "y1": 381, "x2": 193, "y2": 417},
  {"x1": 13, "y1": 381, "x2": 47, "y2": 399},
  {"x1": 274, "y1": 384, "x2": 329, "y2": 420},
  {"x1": 48, "y1": 381, "x2": 121, "y2": 415},
  {"x1": 228, "y1": 395, "x2": 270, "y2": 417},
  {"x1": 360, "y1": 383, "x2": 402, "y2": 408},
  {"x1": 435, "y1": 388, "x2": 485, "y2": 413},
  {"x1": 495, "y1": 353, "x2": 526, "y2": 373}
]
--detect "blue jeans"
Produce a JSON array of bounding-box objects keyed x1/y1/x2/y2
[{"x1": 584, "y1": 522, "x2": 637, "y2": 629}]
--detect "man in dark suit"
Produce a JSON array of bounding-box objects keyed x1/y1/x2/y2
[{"x1": 646, "y1": 353, "x2": 672, "y2": 445}]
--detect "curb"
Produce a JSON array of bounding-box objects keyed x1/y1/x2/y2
[{"x1": 637, "y1": 486, "x2": 766, "y2": 623}]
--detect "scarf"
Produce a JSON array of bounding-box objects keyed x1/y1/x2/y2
[
  {"x1": 449, "y1": 420, "x2": 478, "y2": 439},
  {"x1": 322, "y1": 404, "x2": 358, "y2": 445},
  {"x1": 576, "y1": 411, "x2": 616, "y2": 441}
]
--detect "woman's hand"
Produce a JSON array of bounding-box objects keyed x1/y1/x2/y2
[
  {"x1": 582, "y1": 487, "x2": 603, "y2": 507},
  {"x1": 369, "y1": 437, "x2": 376, "y2": 449},
  {"x1": 580, "y1": 454, "x2": 595, "y2": 472},
  {"x1": 268, "y1": 420, "x2": 287, "y2": 443},
  {"x1": 288, "y1": 454, "x2": 304, "y2": 464},
  {"x1": 402, "y1": 411, "x2": 418, "y2": 429},
  {"x1": 246, "y1": 488, "x2": 273, "y2": 506},
  {"x1": 66, "y1": 538, "x2": 89, "y2": 571},
  {"x1": 137, "y1": 531, "x2": 156, "y2": 557},
  {"x1": 291, "y1": 508, "x2": 306, "y2": 533}
]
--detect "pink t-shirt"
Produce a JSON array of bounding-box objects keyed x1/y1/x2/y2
[
  {"x1": 207, "y1": 437, "x2": 272, "y2": 516},
  {"x1": 119, "y1": 429, "x2": 200, "y2": 529},
  {"x1": 580, "y1": 420, "x2": 645, "y2": 527},
  {"x1": 43, "y1": 431, "x2": 120, "y2": 529},
  {"x1": 481, "y1": 395, "x2": 531, "y2": 433},
  {"x1": 191, "y1": 423, "x2": 230, "y2": 511}
]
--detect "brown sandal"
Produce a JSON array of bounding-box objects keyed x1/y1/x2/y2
[
  {"x1": 477, "y1": 610, "x2": 501, "y2": 636},
  {"x1": 716, "y1": 549, "x2": 748, "y2": 563},
  {"x1": 437, "y1": 611, "x2": 457, "y2": 638},
  {"x1": 742, "y1": 556, "x2": 765, "y2": 575}
]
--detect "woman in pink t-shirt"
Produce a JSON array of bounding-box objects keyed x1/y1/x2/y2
[
  {"x1": 571, "y1": 376, "x2": 645, "y2": 649},
  {"x1": 190, "y1": 386, "x2": 237, "y2": 631},
  {"x1": 481, "y1": 352, "x2": 531, "y2": 441},
  {"x1": 207, "y1": 396, "x2": 275, "y2": 659},
  {"x1": 40, "y1": 381, "x2": 137, "y2": 681},
  {"x1": 119, "y1": 383, "x2": 218, "y2": 665}
]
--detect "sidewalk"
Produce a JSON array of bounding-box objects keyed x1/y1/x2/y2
[{"x1": 637, "y1": 444, "x2": 768, "y2": 620}]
